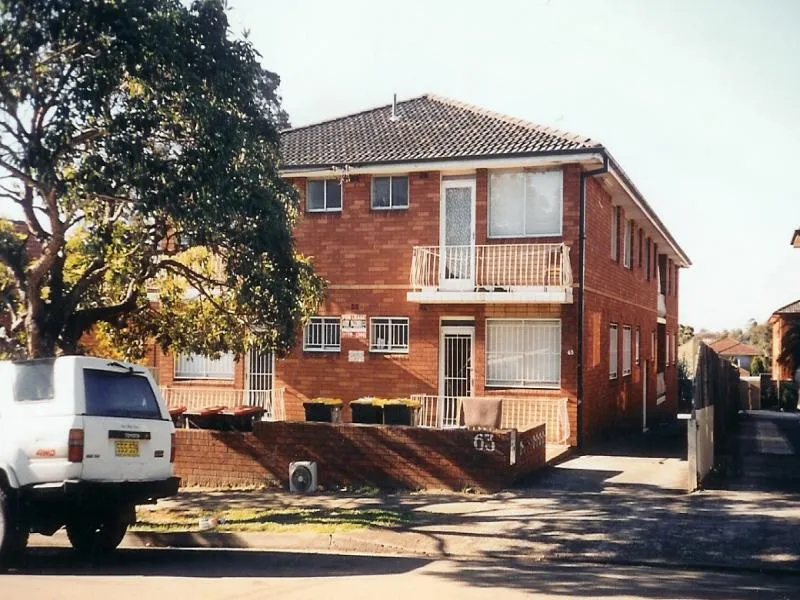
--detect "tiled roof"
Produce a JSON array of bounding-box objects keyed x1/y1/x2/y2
[
  {"x1": 710, "y1": 338, "x2": 759, "y2": 357},
  {"x1": 791, "y1": 228, "x2": 800, "y2": 247},
  {"x1": 773, "y1": 299, "x2": 800, "y2": 315},
  {"x1": 280, "y1": 94, "x2": 601, "y2": 169}
]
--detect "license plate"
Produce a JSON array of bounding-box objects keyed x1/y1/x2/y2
[{"x1": 114, "y1": 440, "x2": 140, "y2": 457}]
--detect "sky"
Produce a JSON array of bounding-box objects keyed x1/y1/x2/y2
[
  {"x1": 2, "y1": 0, "x2": 797, "y2": 331},
  {"x1": 224, "y1": 0, "x2": 800, "y2": 331}
]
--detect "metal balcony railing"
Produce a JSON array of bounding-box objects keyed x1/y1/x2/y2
[
  {"x1": 409, "y1": 243, "x2": 572, "y2": 291},
  {"x1": 161, "y1": 386, "x2": 286, "y2": 421}
]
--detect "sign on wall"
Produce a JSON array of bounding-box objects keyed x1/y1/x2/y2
[
  {"x1": 341, "y1": 313, "x2": 367, "y2": 338},
  {"x1": 348, "y1": 350, "x2": 365, "y2": 363}
]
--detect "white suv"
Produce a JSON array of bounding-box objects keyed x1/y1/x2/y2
[{"x1": 0, "y1": 356, "x2": 179, "y2": 564}]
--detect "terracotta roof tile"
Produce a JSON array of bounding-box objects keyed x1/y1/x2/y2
[
  {"x1": 774, "y1": 299, "x2": 800, "y2": 315},
  {"x1": 280, "y1": 94, "x2": 602, "y2": 169},
  {"x1": 710, "y1": 337, "x2": 759, "y2": 356}
]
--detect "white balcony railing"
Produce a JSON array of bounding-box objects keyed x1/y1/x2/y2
[
  {"x1": 411, "y1": 394, "x2": 570, "y2": 445},
  {"x1": 161, "y1": 386, "x2": 286, "y2": 421},
  {"x1": 410, "y1": 243, "x2": 572, "y2": 293}
]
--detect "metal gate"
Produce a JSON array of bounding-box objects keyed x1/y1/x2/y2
[
  {"x1": 438, "y1": 325, "x2": 473, "y2": 427},
  {"x1": 246, "y1": 347, "x2": 274, "y2": 409}
]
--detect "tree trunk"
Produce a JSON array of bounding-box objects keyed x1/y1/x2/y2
[{"x1": 25, "y1": 304, "x2": 58, "y2": 358}]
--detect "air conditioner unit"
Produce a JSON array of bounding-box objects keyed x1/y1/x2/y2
[{"x1": 289, "y1": 461, "x2": 317, "y2": 493}]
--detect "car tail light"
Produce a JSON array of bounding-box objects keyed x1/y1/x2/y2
[
  {"x1": 68, "y1": 428, "x2": 84, "y2": 463},
  {"x1": 170, "y1": 432, "x2": 176, "y2": 463}
]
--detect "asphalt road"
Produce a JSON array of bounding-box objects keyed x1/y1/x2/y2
[{"x1": 3, "y1": 547, "x2": 799, "y2": 600}]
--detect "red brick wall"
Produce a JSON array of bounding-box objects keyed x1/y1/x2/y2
[
  {"x1": 581, "y1": 177, "x2": 679, "y2": 445},
  {"x1": 174, "y1": 421, "x2": 546, "y2": 492},
  {"x1": 772, "y1": 314, "x2": 800, "y2": 380}
]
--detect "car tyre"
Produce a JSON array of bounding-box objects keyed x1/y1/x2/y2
[
  {"x1": 0, "y1": 487, "x2": 28, "y2": 567},
  {"x1": 66, "y1": 508, "x2": 131, "y2": 556}
]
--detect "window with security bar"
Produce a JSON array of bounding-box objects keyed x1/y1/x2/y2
[
  {"x1": 486, "y1": 319, "x2": 561, "y2": 388},
  {"x1": 369, "y1": 317, "x2": 409, "y2": 353},
  {"x1": 303, "y1": 316, "x2": 341, "y2": 352},
  {"x1": 175, "y1": 352, "x2": 235, "y2": 379}
]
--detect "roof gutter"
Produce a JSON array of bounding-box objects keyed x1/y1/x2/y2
[
  {"x1": 604, "y1": 154, "x2": 691, "y2": 267},
  {"x1": 279, "y1": 150, "x2": 606, "y2": 178},
  {"x1": 577, "y1": 155, "x2": 609, "y2": 449}
]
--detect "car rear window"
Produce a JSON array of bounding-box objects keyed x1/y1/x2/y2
[
  {"x1": 13, "y1": 359, "x2": 56, "y2": 402},
  {"x1": 83, "y1": 369, "x2": 163, "y2": 419}
]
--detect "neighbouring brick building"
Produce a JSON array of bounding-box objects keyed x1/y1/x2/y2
[
  {"x1": 769, "y1": 299, "x2": 800, "y2": 381},
  {"x1": 155, "y1": 95, "x2": 690, "y2": 448}
]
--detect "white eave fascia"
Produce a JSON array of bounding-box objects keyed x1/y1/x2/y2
[
  {"x1": 279, "y1": 152, "x2": 606, "y2": 178},
  {"x1": 606, "y1": 165, "x2": 691, "y2": 268}
]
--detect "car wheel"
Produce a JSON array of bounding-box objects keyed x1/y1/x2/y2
[
  {"x1": 66, "y1": 509, "x2": 130, "y2": 556},
  {"x1": 0, "y1": 487, "x2": 28, "y2": 567}
]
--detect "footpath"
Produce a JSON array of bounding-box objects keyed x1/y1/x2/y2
[{"x1": 32, "y1": 416, "x2": 800, "y2": 573}]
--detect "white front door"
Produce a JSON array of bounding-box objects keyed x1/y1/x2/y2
[{"x1": 440, "y1": 178, "x2": 476, "y2": 290}]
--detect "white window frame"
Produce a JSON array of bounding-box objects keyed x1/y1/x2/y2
[
  {"x1": 174, "y1": 352, "x2": 235, "y2": 380},
  {"x1": 622, "y1": 326, "x2": 632, "y2": 377},
  {"x1": 485, "y1": 318, "x2": 561, "y2": 389},
  {"x1": 611, "y1": 207, "x2": 619, "y2": 261},
  {"x1": 488, "y1": 169, "x2": 563, "y2": 239},
  {"x1": 635, "y1": 327, "x2": 641, "y2": 365},
  {"x1": 666, "y1": 332, "x2": 671, "y2": 366},
  {"x1": 306, "y1": 179, "x2": 342, "y2": 213},
  {"x1": 623, "y1": 219, "x2": 632, "y2": 269},
  {"x1": 371, "y1": 175, "x2": 409, "y2": 210},
  {"x1": 609, "y1": 323, "x2": 618, "y2": 380},
  {"x1": 303, "y1": 316, "x2": 341, "y2": 352},
  {"x1": 369, "y1": 317, "x2": 410, "y2": 353}
]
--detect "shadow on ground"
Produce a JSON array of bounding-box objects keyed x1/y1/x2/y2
[{"x1": 7, "y1": 547, "x2": 429, "y2": 578}]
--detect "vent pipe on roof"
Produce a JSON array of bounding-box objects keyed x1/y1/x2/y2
[{"x1": 389, "y1": 93, "x2": 399, "y2": 122}]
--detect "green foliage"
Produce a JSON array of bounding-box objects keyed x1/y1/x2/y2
[
  {"x1": 678, "y1": 324, "x2": 695, "y2": 346},
  {"x1": 0, "y1": 0, "x2": 323, "y2": 358},
  {"x1": 749, "y1": 355, "x2": 766, "y2": 376},
  {"x1": 779, "y1": 381, "x2": 798, "y2": 412},
  {"x1": 677, "y1": 359, "x2": 693, "y2": 412}
]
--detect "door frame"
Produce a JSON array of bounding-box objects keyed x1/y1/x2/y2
[
  {"x1": 439, "y1": 177, "x2": 476, "y2": 290},
  {"x1": 642, "y1": 359, "x2": 649, "y2": 432},
  {"x1": 244, "y1": 347, "x2": 275, "y2": 406},
  {"x1": 438, "y1": 324, "x2": 475, "y2": 398}
]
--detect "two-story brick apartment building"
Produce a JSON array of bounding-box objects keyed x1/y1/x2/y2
[{"x1": 156, "y1": 95, "x2": 690, "y2": 448}]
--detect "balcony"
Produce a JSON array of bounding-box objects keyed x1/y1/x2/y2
[{"x1": 408, "y1": 243, "x2": 573, "y2": 304}]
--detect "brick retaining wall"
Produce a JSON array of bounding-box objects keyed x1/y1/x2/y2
[{"x1": 174, "y1": 421, "x2": 547, "y2": 492}]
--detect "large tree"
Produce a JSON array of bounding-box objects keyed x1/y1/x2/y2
[{"x1": 0, "y1": 0, "x2": 324, "y2": 359}]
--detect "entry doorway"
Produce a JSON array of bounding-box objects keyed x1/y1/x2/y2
[
  {"x1": 439, "y1": 178, "x2": 476, "y2": 290},
  {"x1": 438, "y1": 323, "x2": 474, "y2": 427}
]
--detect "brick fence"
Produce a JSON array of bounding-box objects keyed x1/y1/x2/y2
[{"x1": 174, "y1": 421, "x2": 547, "y2": 492}]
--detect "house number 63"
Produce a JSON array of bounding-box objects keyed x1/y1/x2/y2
[{"x1": 473, "y1": 433, "x2": 496, "y2": 452}]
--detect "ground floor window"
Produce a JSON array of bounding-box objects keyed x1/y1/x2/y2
[
  {"x1": 370, "y1": 317, "x2": 409, "y2": 353},
  {"x1": 609, "y1": 323, "x2": 618, "y2": 379},
  {"x1": 303, "y1": 316, "x2": 341, "y2": 352},
  {"x1": 175, "y1": 353, "x2": 235, "y2": 379},
  {"x1": 486, "y1": 318, "x2": 561, "y2": 388},
  {"x1": 622, "y1": 326, "x2": 632, "y2": 376}
]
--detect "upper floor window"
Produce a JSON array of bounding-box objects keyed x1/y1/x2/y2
[
  {"x1": 611, "y1": 207, "x2": 619, "y2": 261},
  {"x1": 175, "y1": 352, "x2": 235, "y2": 380},
  {"x1": 635, "y1": 327, "x2": 641, "y2": 365},
  {"x1": 307, "y1": 179, "x2": 342, "y2": 213},
  {"x1": 372, "y1": 176, "x2": 409, "y2": 210},
  {"x1": 623, "y1": 219, "x2": 633, "y2": 269},
  {"x1": 488, "y1": 170, "x2": 562, "y2": 238},
  {"x1": 303, "y1": 316, "x2": 341, "y2": 352}
]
